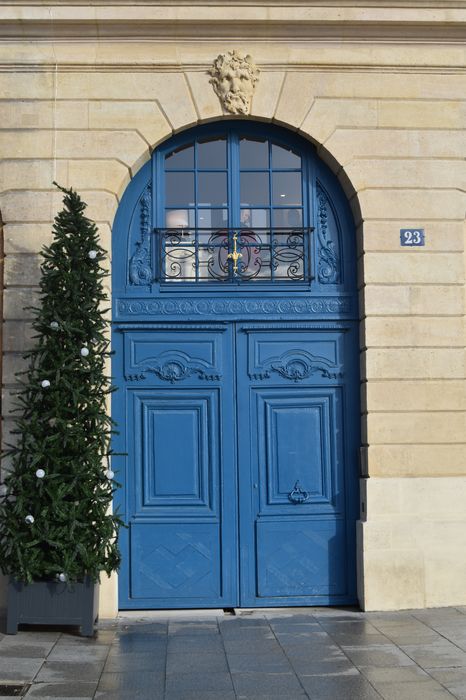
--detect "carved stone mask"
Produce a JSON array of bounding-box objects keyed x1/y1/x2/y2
[{"x1": 209, "y1": 50, "x2": 260, "y2": 115}]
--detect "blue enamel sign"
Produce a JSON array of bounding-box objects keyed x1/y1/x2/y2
[{"x1": 400, "y1": 229, "x2": 425, "y2": 246}]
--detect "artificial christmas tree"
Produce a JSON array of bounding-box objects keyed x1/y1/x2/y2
[{"x1": 0, "y1": 183, "x2": 122, "y2": 635}]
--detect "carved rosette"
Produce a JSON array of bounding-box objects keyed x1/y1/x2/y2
[
  {"x1": 209, "y1": 50, "x2": 260, "y2": 115},
  {"x1": 129, "y1": 186, "x2": 153, "y2": 286}
]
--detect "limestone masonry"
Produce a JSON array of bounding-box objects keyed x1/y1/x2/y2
[{"x1": 0, "y1": 1, "x2": 465, "y2": 615}]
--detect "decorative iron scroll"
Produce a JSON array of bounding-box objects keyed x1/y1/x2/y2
[
  {"x1": 129, "y1": 186, "x2": 153, "y2": 285},
  {"x1": 316, "y1": 183, "x2": 340, "y2": 285},
  {"x1": 288, "y1": 481, "x2": 311, "y2": 504},
  {"x1": 156, "y1": 228, "x2": 312, "y2": 283}
]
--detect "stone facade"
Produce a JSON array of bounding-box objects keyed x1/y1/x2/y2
[{"x1": 0, "y1": 2, "x2": 465, "y2": 617}]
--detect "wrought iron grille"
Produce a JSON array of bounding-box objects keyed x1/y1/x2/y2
[{"x1": 155, "y1": 227, "x2": 313, "y2": 283}]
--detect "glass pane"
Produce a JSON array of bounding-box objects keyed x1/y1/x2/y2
[
  {"x1": 165, "y1": 209, "x2": 195, "y2": 228},
  {"x1": 165, "y1": 172, "x2": 195, "y2": 207},
  {"x1": 198, "y1": 137, "x2": 227, "y2": 169},
  {"x1": 272, "y1": 143, "x2": 301, "y2": 169},
  {"x1": 197, "y1": 209, "x2": 228, "y2": 228},
  {"x1": 273, "y1": 208, "x2": 303, "y2": 228},
  {"x1": 272, "y1": 172, "x2": 302, "y2": 206},
  {"x1": 240, "y1": 137, "x2": 268, "y2": 169},
  {"x1": 240, "y1": 172, "x2": 269, "y2": 206},
  {"x1": 198, "y1": 172, "x2": 228, "y2": 206},
  {"x1": 165, "y1": 143, "x2": 194, "y2": 169},
  {"x1": 240, "y1": 208, "x2": 270, "y2": 228}
]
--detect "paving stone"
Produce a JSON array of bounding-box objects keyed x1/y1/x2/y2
[
  {"x1": 167, "y1": 634, "x2": 224, "y2": 653},
  {"x1": 45, "y1": 646, "x2": 108, "y2": 662},
  {"x1": 273, "y1": 628, "x2": 334, "y2": 643},
  {"x1": 97, "y1": 671, "x2": 165, "y2": 694},
  {"x1": 220, "y1": 626, "x2": 275, "y2": 641},
  {"x1": 361, "y1": 666, "x2": 433, "y2": 683},
  {"x1": 0, "y1": 645, "x2": 54, "y2": 659},
  {"x1": 24, "y1": 681, "x2": 97, "y2": 698},
  {"x1": 168, "y1": 622, "x2": 219, "y2": 635},
  {"x1": 0, "y1": 658, "x2": 44, "y2": 682},
  {"x1": 291, "y1": 658, "x2": 361, "y2": 676},
  {"x1": 95, "y1": 692, "x2": 163, "y2": 700},
  {"x1": 328, "y1": 632, "x2": 396, "y2": 646},
  {"x1": 401, "y1": 640, "x2": 466, "y2": 668},
  {"x1": 112, "y1": 634, "x2": 168, "y2": 653},
  {"x1": 227, "y1": 652, "x2": 293, "y2": 673},
  {"x1": 232, "y1": 671, "x2": 305, "y2": 696},
  {"x1": 219, "y1": 618, "x2": 270, "y2": 630},
  {"x1": 165, "y1": 671, "x2": 234, "y2": 693},
  {"x1": 166, "y1": 650, "x2": 229, "y2": 674},
  {"x1": 317, "y1": 620, "x2": 381, "y2": 634},
  {"x1": 427, "y1": 666, "x2": 466, "y2": 700},
  {"x1": 34, "y1": 660, "x2": 105, "y2": 682},
  {"x1": 299, "y1": 674, "x2": 382, "y2": 699},
  {"x1": 224, "y1": 638, "x2": 283, "y2": 655},
  {"x1": 283, "y1": 643, "x2": 347, "y2": 661},
  {"x1": 342, "y1": 644, "x2": 416, "y2": 668},
  {"x1": 164, "y1": 692, "x2": 237, "y2": 700},
  {"x1": 374, "y1": 680, "x2": 457, "y2": 700},
  {"x1": 235, "y1": 695, "x2": 308, "y2": 700},
  {"x1": 104, "y1": 650, "x2": 166, "y2": 672}
]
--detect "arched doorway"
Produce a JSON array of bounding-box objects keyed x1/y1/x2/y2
[{"x1": 112, "y1": 121, "x2": 360, "y2": 609}]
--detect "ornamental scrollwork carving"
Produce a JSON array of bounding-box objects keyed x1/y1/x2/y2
[
  {"x1": 125, "y1": 351, "x2": 221, "y2": 383},
  {"x1": 209, "y1": 50, "x2": 260, "y2": 115},
  {"x1": 117, "y1": 297, "x2": 352, "y2": 317},
  {"x1": 316, "y1": 183, "x2": 340, "y2": 285},
  {"x1": 129, "y1": 186, "x2": 152, "y2": 286},
  {"x1": 249, "y1": 349, "x2": 342, "y2": 383}
]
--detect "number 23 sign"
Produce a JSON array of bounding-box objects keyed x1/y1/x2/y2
[{"x1": 400, "y1": 229, "x2": 425, "y2": 246}]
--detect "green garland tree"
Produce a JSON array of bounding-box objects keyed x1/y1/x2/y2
[{"x1": 0, "y1": 184, "x2": 122, "y2": 584}]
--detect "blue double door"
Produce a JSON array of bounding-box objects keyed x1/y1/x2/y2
[{"x1": 117, "y1": 319, "x2": 358, "y2": 609}]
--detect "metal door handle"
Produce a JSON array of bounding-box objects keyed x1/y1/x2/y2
[{"x1": 288, "y1": 481, "x2": 310, "y2": 504}]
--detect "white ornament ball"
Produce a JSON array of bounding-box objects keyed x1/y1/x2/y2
[
  {"x1": 80, "y1": 347, "x2": 89, "y2": 357},
  {"x1": 41, "y1": 380, "x2": 51, "y2": 389},
  {"x1": 105, "y1": 469, "x2": 115, "y2": 480},
  {"x1": 50, "y1": 321, "x2": 59, "y2": 330},
  {"x1": 58, "y1": 573, "x2": 67, "y2": 582},
  {"x1": 25, "y1": 514, "x2": 34, "y2": 525},
  {"x1": 36, "y1": 469, "x2": 45, "y2": 479},
  {"x1": 88, "y1": 250, "x2": 97, "y2": 260}
]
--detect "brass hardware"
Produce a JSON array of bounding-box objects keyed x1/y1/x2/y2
[{"x1": 227, "y1": 232, "x2": 243, "y2": 275}]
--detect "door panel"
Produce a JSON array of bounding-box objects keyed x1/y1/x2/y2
[
  {"x1": 256, "y1": 520, "x2": 347, "y2": 597},
  {"x1": 120, "y1": 325, "x2": 237, "y2": 608},
  {"x1": 237, "y1": 323, "x2": 357, "y2": 606},
  {"x1": 131, "y1": 523, "x2": 222, "y2": 599},
  {"x1": 256, "y1": 388, "x2": 343, "y2": 513}
]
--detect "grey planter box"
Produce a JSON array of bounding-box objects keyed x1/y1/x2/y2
[{"x1": 7, "y1": 577, "x2": 99, "y2": 637}]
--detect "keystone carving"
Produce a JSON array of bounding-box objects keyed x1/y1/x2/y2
[{"x1": 209, "y1": 50, "x2": 260, "y2": 115}]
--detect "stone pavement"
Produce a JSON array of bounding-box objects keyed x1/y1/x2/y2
[{"x1": 1, "y1": 607, "x2": 466, "y2": 699}]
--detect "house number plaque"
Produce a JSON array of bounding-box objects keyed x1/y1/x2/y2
[{"x1": 400, "y1": 229, "x2": 425, "y2": 246}]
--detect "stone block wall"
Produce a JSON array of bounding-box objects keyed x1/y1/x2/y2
[{"x1": 0, "y1": 2, "x2": 465, "y2": 614}]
